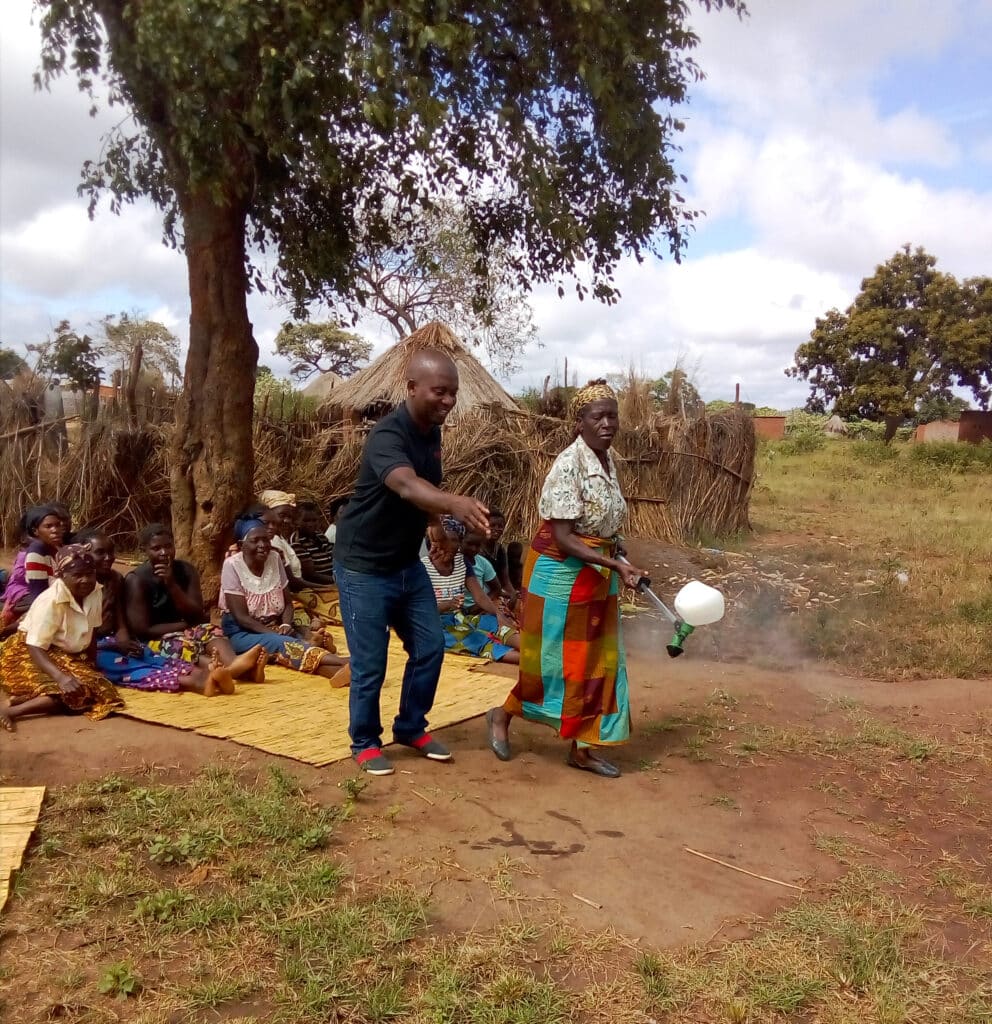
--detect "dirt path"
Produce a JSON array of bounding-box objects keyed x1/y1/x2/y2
[{"x1": 4, "y1": 644, "x2": 987, "y2": 951}]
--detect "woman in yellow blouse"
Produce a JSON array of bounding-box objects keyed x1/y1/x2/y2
[
  {"x1": 487, "y1": 381, "x2": 647, "y2": 779},
  {"x1": 0, "y1": 545, "x2": 123, "y2": 731}
]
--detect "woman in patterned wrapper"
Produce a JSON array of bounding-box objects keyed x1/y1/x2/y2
[
  {"x1": 485, "y1": 380, "x2": 648, "y2": 779},
  {"x1": 219, "y1": 517, "x2": 351, "y2": 687}
]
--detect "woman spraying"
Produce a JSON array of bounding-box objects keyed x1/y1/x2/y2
[
  {"x1": 486, "y1": 381, "x2": 648, "y2": 779},
  {"x1": 0, "y1": 545, "x2": 123, "y2": 731},
  {"x1": 220, "y1": 518, "x2": 350, "y2": 686}
]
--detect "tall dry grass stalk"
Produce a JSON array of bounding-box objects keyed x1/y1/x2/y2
[{"x1": 2, "y1": 389, "x2": 755, "y2": 551}]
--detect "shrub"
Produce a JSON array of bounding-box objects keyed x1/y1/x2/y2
[
  {"x1": 781, "y1": 410, "x2": 827, "y2": 453},
  {"x1": 909, "y1": 441, "x2": 992, "y2": 473},
  {"x1": 851, "y1": 440, "x2": 900, "y2": 464}
]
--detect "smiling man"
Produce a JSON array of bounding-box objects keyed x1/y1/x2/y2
[{"x1": 333, "y1": 349, "x2": 490, "y2": 775}]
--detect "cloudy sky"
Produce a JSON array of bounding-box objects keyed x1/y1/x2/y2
[{"x1": 2, "y1": 0, "x2": 991, "y2": 408}]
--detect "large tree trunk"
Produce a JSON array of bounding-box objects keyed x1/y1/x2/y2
[
  {"x1": 171, "y1": 189, "x2": 257, "y2": 600},
  {"x1": 882, "y1": 414, "x2": 902, "y2": 444}
]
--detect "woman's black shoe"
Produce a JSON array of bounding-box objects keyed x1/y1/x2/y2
[
  {"x1": 566, "y1": 752, "x2": 621, "y2": 778},
  {"x1": 486, "y1": 708, "x2": 512, "y2": 762}
]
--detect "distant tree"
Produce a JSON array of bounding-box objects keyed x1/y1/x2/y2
[
  {"x1": 0, "y1": 347, "x2": 29, "y2": 378},
  {"x1": 914, "y1": 393, "x2": 970, "y2": 425},
  {"x1": 787, "y1": 245, "x2": 992, "y2": 441},
  {"x1": 650, "y1": 368, "x2": 703, "y2": 415},
  {"x1": 350, "y1": 202, "x2": 538, "y2": 373},
  {"x1": 29, "y1": 320, "x2": 101, "y2": 392},
  {"x1": 102, "y1": 314, "x2": 181, "y2": 380},
  {"x1": 102, "y1": 313, "x2": 181, "y2": 424},
  {"x1": 274, "y1": 322, "x2": 372, "y2": 382},
  {"x1": 705, "y1": 399, "x2": 735, "y2": 413},
  {"x1": 38, "y1": 0, "x2": 744, "y2": 582}
]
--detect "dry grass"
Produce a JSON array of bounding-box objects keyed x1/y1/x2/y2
[
  {"x1": 318, "y1": 404, "x2": 755, "y2": 545},
  {"x1": 747, "y1": 440, "x2": 992, "y2": 678}
]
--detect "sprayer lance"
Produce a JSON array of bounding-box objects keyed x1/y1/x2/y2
[{"x1": 617, "y1": 556, "x2": 694, "y2": 658}]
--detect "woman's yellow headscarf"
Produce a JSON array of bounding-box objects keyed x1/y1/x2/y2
[{"x1": 569, "y1": 379, "x2": 618, "y2": 420}]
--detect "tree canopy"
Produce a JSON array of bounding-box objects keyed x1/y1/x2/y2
[
  {"x1": 274, "y1": 322, "x2": 372, "y2": 382},
  {"x1": 102, "y1": 314, "x2": 181, "y2": 382},
  {"x1": 0, "y1": 347, "x2": 29, "y2": 379},
  {"x1": 649, "y1": 367, "x2": 703, "y2": 415},
  {"x1": 348, "y1": 202, "x2": 538, "y2": 373},
  {"x1": 787, "y1": 245, "x2": 992, "y2": 440},
  {"x1": 37, "y1": 0, "x2": 745, "y2": 583},
  {"x1": 29, "y1": 320, "x2": 102, "y2": 391}
]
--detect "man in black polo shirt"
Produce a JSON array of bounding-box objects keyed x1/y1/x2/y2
[{"x1": 334, "y1": 349, "x2": 490, "y2": 775}]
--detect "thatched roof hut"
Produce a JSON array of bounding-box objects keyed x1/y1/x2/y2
[
  {"x1": 301, "y1": 371, "x2": 342, "y2": 400},
  {"x1": 321, "y1": 321, "x2": 519, "y2": 424}
]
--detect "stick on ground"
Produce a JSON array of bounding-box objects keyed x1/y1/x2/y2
[{"x1": 683, "y1": 847, "x2": 805, "y2": 892}]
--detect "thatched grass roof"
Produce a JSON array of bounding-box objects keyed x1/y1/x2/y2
[
  {"x1": 301, "y1": 371, "x2": 342, "y2": 400},
  {"x1": 321, "y1": 321, "x2": 519, "y2": 422}
]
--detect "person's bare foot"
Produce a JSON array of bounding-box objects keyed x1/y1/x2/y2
[
  {"x1": 315, "y1": 629, "x2": 337, "y2": 654},
  {"x1": 209, "y1": 667, "x2": 236, "y2": 695},
  {"x1": 0, "y1": 709, "x2": 15, "y2": 732},
  {"x1": 252, "y1": 651, "x2": 269, "y2": 684},
  {"x1": 328, "y1": 663, "x2": 350, "y2": 689},
  {"x1": 228, "y1": 644, "x2": 263, "y2": 679}
]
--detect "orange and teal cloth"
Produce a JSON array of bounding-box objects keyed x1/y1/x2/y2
[{"x1": 502, "y1": 522, "x2": 630, "y2": 746}]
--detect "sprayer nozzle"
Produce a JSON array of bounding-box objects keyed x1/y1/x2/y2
[{"x1": 666, "y1": 622, "x2": 694, "y2": 659}]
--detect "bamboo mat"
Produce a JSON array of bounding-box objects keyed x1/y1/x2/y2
[
  {"x1": 117, "y1": 629, "x2": 512, "y2": 766},
  {"x1": 1, "y1": 786, "x2": 45, "y2": 911}
]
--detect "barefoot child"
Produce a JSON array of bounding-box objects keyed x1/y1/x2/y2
[
  {"x1": 75, "y1": 529, "x2": 236, "y2": 697},
  {"x1": 0, "y1": 545, "x2": 123, "y2": 731}
]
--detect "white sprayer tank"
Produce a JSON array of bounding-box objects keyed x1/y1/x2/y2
[{"x1": 673, "y1": 580, "x2": 725, "y2": 627}]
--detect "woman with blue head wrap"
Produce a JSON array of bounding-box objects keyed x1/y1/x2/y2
[{"x1": 219, "y1": 517, "x2": 350, "y2": 685}]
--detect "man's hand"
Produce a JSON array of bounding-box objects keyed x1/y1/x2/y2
[{"x1": 447, "y1": 496, "x2": 490, "y2": 536}]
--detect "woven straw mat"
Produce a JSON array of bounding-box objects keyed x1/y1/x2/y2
[
  {"x1": 0, "y1": 787, "x2": 45, "y2": 911},
  {"x1": 117, "y1": 627, "x2": 512, "y2": 766}
]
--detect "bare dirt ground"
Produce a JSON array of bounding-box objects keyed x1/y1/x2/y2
[
  {"x1": 3, "y1": 630, "x2": 987, "y2": 953},
  {"x1": 3, "y1": 537, "x2": 991, "y2": 1022}
]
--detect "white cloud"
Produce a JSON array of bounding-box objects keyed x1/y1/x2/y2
[{"x1": 2, "y1": 0, "x2": 991, "y2": 419}]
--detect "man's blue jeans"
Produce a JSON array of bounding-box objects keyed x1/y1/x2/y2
[{"x1": 335, "y1": 560, "x2": 446, "y2": 756}]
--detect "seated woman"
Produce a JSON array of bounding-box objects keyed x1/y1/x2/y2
[
  {"x1": 124, "y1": 523, "x2": 265, "y2": 682},
  {"x1": 76, "y1": 529, "x2": 238, "y2": 696},
  {"x1": 220, "y1": 517, "x2": 350, "y2": 687},
  {"x1": 256, "y1": 491, "x2": 339, "y2": 639},
  {"x1": 422, "y1": 522, "x2": 521, "y2": 664},
  {"x1": 0, "y1": 544, "x2": 123, "y2": 731},
  {"x1": 2, "y1": 505, "x2": 66, "y2": 630}
]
